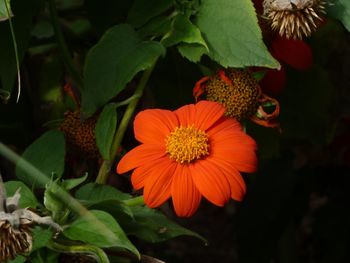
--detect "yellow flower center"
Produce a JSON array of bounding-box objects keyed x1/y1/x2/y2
[{"x1": 165, "y1": 126, "x2": 209, "y2": 163}]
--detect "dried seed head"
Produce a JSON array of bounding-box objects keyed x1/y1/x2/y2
[
  {"x1": 205, "y1": 69, "x2": 261, "y2": 120},
  {"x1": 263, "y1": 0, "x2": 327, "y2": 39},
  {"x1": 0, "y1": 220, "x2": 32, "y2": 262},
  {"x1": 60, "y1": 111, "x2": 100, "y2": 159}
]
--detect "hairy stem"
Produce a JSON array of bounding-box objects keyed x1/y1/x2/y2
[
  {"x1": 122, "y1": 196, "x2": 144, "y2": 207},
  {"x1": 47, "y1": 0, "x2": 83, "y2": 88},
  {"x1": 95, "y1": 61, "x2": 157, "y2": 184}
]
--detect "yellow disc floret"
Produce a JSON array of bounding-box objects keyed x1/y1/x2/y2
[{"x1": 165, "y1": 126, "x2": 209, "y2": 163}]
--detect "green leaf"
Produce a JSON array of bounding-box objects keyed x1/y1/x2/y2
[
  {"x1": 328, "y1": 0, "x2": 350, "y2": 31},
  {"x1": 75, "y1": 183, "x2": 131, "y2": 202},
  {"x1": 127, "y1": 0, "x2": 174, "y2": 28},
  {"x1": 8, "y1": 255, "x2": 26, "y2": 263},
  {"x1": 31, "y1": 227, "x2": 54, "y2": 251},
  {"x1": 195, "y1": 0, "x2": 279, "y2": 68},
  {"x1": 177, "y1": 43, "x2": 207, "y2": 62},
  {"x1": 123, "y1": 206, "x2": 206, "y2": 243},
  {"x1": 0, "y1": 0, "x2": 42, "y2": 98},
  {"x1": 15, "y1": 130, "x2": 65, "y2": 187},
  {"x1": 82, "y1": 24, "x2": 165, "y2": 116},
  {"x1": 4, "y1": 181, "x2": 38, "y2": 208},
  {"x1": 95, "y1": 103, "x2": 118, "y2": 160},
  {"x1": 162, "y1": 14, "x2": 208, "y2": 49},
  {"x1": 137, "y1": 15, "x2": 172, "y2": 39},
  {"x1": 63, "y1": 210, "x2": 139, "y2": 257},
  {"x1": 62, "y1": 173, "x2": 88, "y2": 190},
  {"x1": 0, "y1": 0, "x2": 12, "y2": 21}
]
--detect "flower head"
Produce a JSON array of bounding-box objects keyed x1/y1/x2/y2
[
  {"x1": 263, "y1": 0, "x2": 327, "y2": 39},
  {"x1": 194, "y1": 69, "x2": 280, "y2": 129},
  {"x1": 117, "y1": 101, "x2": 257, "y2": 217}
]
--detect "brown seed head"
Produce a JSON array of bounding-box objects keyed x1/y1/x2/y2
[
  {"x1": 263, "y1": 0, "x2": 327, "y2": 39},
  {"x1": 60, "y1": 111, "x2": 100, "y2": 159},
  {"x1": 0, "y1": 221, "x2": 32, "y2": 262},
  {"x1": 206, "y1": 69, "x2": 261, "y2": 121}
]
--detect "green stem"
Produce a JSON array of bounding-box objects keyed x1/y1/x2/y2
[
  {"x1": 48, "y1": 241, "x2": 110, "y2": 263},
  {"x1": 4, "y1": 0, "x2": 21, "y2": 102},
  {"x1": 95, "y1": 61, "x2": 157, "y2": 184},
  {"x1": 122, "y1": 196, "x2": 144, "y2": 207},
  {"x1": 47, "y1": 0, "x2": 83, "y2": 88}
]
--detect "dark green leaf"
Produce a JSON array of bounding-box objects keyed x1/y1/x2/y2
[
  {"x1": 162, "y1": 14, "x2": 207, "y2": 48},
  {"x1": 15, "y1": 130, "x2": 65, "y2": 187},
  {"x1": 177, "y1": 43, "x2": 207, "y2": 62},
  {"x1": 123, "y1": 206, "x2": 206, "y2": 243},
  {"x1": 75, "y1": 182, "x2": 131, "y2": 202},
  {"x1": 62, "y1": 173, "x2": 88, "y2": 190},
  {"x1": 8, "y1": 255, "x2": 26, "y2": 263},
  {"x1": 63, "y1": 210, "x2": 139, "y2": 257},
  {"x1": 4, "y1": 181, "x2": 38, "y2": 208},
  {"x1": 328, "y1": 0, "x2": 350, "y2": 31},
  {"x1": 82, "y1": 24, "x2": 165, "y2": 116},
  {"x1": 195, "y1": 0, "x2": 279, "y2": 68},
  {"x1": 31, "y1": 227, "x2": 53, "y2": 251},
  {"x1": 0, "y1": 0, "x2": 12, "y2": 21},
  {"x1": 0, "y1": 0, "x2": 42, "y2": 98},
  {"x1": 137, "y1": 15, "x2": 172, "y2": 39},
  {"x1": 127, "y1": 0, "x2": 174, "y2": 28},
  {"x1": 95, "y1": 103, "x2": 118, "y2": 160}
]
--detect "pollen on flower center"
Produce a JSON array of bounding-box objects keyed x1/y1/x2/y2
[{"x1": 165, "y1": 126, "x2": 209, "y2": 163}]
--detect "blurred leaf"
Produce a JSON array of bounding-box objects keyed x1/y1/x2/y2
[
  {"x1": 95, "y1": 103, "x2": 118, "y2": 160},
  {"x1": 82, "y1": 24, "x2": 165, "y2": 116},
  {"x1": 162, "y1": 14, "x2": 207, "y2": 49},
  {"x1": 0, "y1": 0, "x2": 42, "y2": 98},
  {"x1": 195, "y1": 0, "x2": 279, "y2": 68},
  {"x1": 63, "y1": 210, "x2": 139, "y2": 256},
  {"x1": 127, "y1": 0, "x2": 173, "y2": 28},
  {"x1": 122, "y1": 206, "x2": 206, "y2": 243},
  {"x1": 62, "y1": 173, "x2": 88, "y2": 190},
  {"x1": 0, "y1": 0, "x2": 12, "y2": 21},
  {"x1": 31, "y1": 20, "x2": 54, "y2": 39},
  {"x1": 8, "y1": 255, "x2": 26, "y2": 263},
  {"x1": 328, "y1": 0, "x2": 350, "y2": 31},
  {"x1": 31, "y1": 227, "x2": 53, "y2": 251},
  {"x1": 177, "y1": 43, "x2": 207, "y2": 62},
  {"x1": 75, "y1": 182, "x2": 131, "y2": 202},
  {"x1": 4, "y1": 181, "x2": 38, "y2": 208},
  {"x1": 16, "y1": 130, "x2": 65, "y2": 187}
]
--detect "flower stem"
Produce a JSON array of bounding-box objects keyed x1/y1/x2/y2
[
  {"x1": 47, "y1": 241, "x2": 110, "y2": 263},
  {"x1": 47, "y1": 0, "x2": 83, "y2": 88},
  {"x1": 122, "y1": 196, "x2": 144, "y2": 206},
  {"x1": 95, "y1": 61, "x2": 157, "y2": 184}
]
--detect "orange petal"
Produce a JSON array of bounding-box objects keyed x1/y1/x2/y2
[
  {"x1": 190, "y1": 160, "x2": 231, "y2": 206},
  {"x1": 117, "y1": 144, "x2": 166, "y2": 174},
  {"x1": 207, "y1": 157, "x2": 246, "y2": 201},
  {"x1": 174, "y1": 103, "x2": 196, "y2": 127},
  {"x1": 143, "y1": 158, "x2": 177, "y2": 208},
  {"x1": 206, "y1": 117, "x2": 242, "y2": 137},
  {"x1": 131, "y1": 156, "x2": 169, "y2": 190},
  {"x1": 194, "y1": 101, "x2": 225, "y2": 131},
  {"x1": 134, "y1": 109, "x2": 178, "y2": 144},
  {"x1": 171, "y1": 165, "x2": 202, "y2": 217},
  {"x1": 210, "y1": 139, "x2": 258, "y2": 173}
]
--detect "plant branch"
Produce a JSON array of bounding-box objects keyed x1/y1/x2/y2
[{"x1": 95, "y1": 61, "x2": 157, "y2": 184}]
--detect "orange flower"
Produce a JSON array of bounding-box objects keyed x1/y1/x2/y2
[{"x1": 117, "y1": 101, "x2": 257, "y2": 217}]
